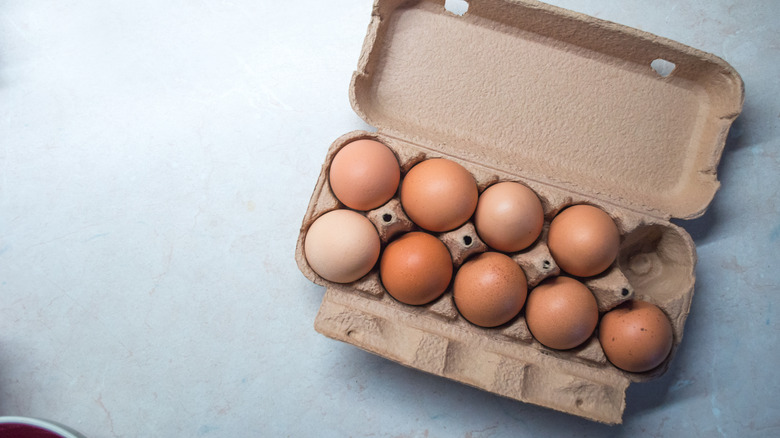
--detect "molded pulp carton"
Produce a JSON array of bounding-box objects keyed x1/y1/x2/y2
[{"x1": 295, "y1": 0, "x2": 743, "y2": 424}]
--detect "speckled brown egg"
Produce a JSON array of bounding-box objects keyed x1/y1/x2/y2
[
  {"x1": 304, "y1": 209, "x2": 380, "y2": 283},
  {"x1": 453, "y1": 252, "x2": 527, "y2": 327},
  {"x1": 547, "y1": 204, "x2": 620, "y2": 277},
  {"x1": 599, "y1": 300, "x2": 674, "y2": 373},
  {"x1": 329, "y1": 139, "x2": 400, "y2": 211},
  {"x1": 380, "y1": 232, "x2": 453, "y2": 305},
  {"x1": 474, "y1": 181, "x2": 544, "y2": 252},
  {"x1": 525, "y1": 276, "x2": 599, "y2": 350},
  {"x1": 400, "y1": 158, "x2": 478, "y2": 232}
]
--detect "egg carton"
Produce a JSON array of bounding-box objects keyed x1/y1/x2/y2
[{"x1": 295, "y1": 0, "x2": 742, "y2": 424}]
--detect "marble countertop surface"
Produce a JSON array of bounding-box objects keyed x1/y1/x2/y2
[{"x1": 1, "y1": 1, "x2": 778, "y2": 436}]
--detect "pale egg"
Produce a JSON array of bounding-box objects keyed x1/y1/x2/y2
[
  {"x1": 304, "y1": 209, "x2": 380, "y2": 283},
  {"x1": 474, "y1": 182, "x2": 544, "y2": 252}
]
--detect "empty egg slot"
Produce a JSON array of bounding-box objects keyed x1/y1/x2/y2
[{"x1": 618, "y1": 224, "x2": 694, "y2": 303}]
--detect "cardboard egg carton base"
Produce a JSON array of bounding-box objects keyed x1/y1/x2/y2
[
  {"x1": 297, "y1": 131, "x2": 694, "y2": 424},
  {"x1": 295, "y1": 0, "x2": 743, "y2": 425}
]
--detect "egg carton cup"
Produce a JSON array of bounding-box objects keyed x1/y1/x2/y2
[{"x1": 295, "y1": 0, "x2": 743, "y2": 424}]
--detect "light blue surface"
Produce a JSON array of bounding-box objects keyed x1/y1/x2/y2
[{"x1": 1, "y1": 1, "x2": 778, "y2": 437}]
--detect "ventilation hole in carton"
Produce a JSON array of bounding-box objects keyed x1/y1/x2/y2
[
  {"x1": 621, "y1": 288, "x2": 630, "y2": 297},
  {"x1": 542, "y1": 260, "x2": 551, "y2": 269},
  {"x1": 463, "y1": 235, "x2": 473, "y2": 246},
  {"x1": 650, "y1": 58, "x2": 676, "y2": 77},
  {"x1": 382, "y1": 213, "x2": 393, "y2": 223},
  {"x1": 444, "y1": 0, "x2": 469, "y2": 16},
  {"x1": 576, "y1": 398, "x2": 584, "y2": 408}
]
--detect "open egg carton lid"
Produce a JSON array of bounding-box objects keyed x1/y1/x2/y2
[{"x1": 350, "y1": 0, "x2": 744, "y2": 220}]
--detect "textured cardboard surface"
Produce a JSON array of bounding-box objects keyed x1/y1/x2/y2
[
  {"x1": 296, "y1": 0, "x2": 743, "y2": 424},
  {"x1": 353, "y1": 0, "x2": 743, "y2": 220}
]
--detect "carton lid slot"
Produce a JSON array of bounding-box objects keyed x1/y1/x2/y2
[
  {"x1": 444, "y1": 0, "x2": 469, "y2": 16},
  {"x1": 651, "y1": 58, "x2": 677, "y2": 78}
]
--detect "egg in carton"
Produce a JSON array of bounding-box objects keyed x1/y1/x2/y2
[{"x1": 295, "y1": 0, "x2": 743, "y2": 424}]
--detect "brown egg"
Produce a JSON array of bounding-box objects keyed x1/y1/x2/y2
[
  {"x1": 599, "y1": 300, "x2": 674, "y2": 373},
  {"x1": 329, "y1": 139, "x2": 400, "y2": 211},
  {"x1": 304, "y1": 209, "x2": 380, "y2": 283},
  {"x1": 474, "y1": 182, "x2": 544, "y2": 252},
  {"x1": 547, "y1": 204, "x2": 620, "y2": 277},
  {"x1": 380, "y1": 232, "x2": 453, "y2": 305},
  {"x1": 453, "y1": 252, "x2": 527, "y2": 327},
  {"x1": 400, "y1": 158, "x2": 478, "y2": 232},
  {"x1": 525, "y1": 276, "x2": 599, "y2": 350}
]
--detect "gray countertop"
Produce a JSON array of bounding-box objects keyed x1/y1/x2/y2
[{"x1": 1, "y1": 1, "x2": 778, "y2": 436}]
